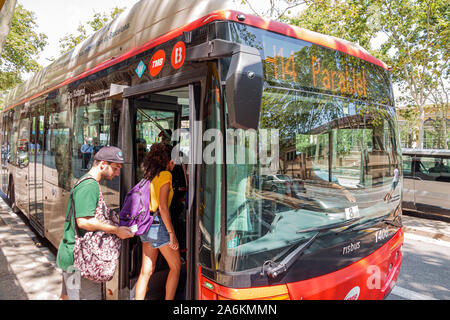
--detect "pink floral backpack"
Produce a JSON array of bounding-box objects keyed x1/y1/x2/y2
[{"x1": 67, "y1": 176, "x2": 121, "y2": 283}]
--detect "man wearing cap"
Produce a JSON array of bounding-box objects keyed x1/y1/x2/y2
[{"x1": 57, "y1": 146, "x2": 134, "y2": 300}]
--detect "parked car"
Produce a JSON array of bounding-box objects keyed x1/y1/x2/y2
[
  {"x1": 262, "y1": 174, "x2": 306, "y2": 197},
  {"x1": 402, "y1": 148, "x2": 450, "y2": 221}
]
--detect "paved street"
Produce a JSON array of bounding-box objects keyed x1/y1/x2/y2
[{"x1": 0, "y1": 192, "x2": 449, "y2": 300}]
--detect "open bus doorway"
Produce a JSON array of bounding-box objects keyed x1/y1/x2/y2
[{"x1": 127, "y1": 86, "x2": 191, "y2": 300}]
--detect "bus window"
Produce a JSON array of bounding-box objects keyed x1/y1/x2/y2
[
  {"x1": 45, "y1": 98, "x2": 71, "y2": 191},
  {"x1": 402, "y1": 155, "x2": 413, "y2": 177},
  {"x1": 417, "y1": 156, "x2": 450, "y2": 182},
  {"x1": 9, "y1": 108, "x2": 20, "y2": 165},
  {"x1": 72, "y1": 99, "x2": 117, "y2": 178}
]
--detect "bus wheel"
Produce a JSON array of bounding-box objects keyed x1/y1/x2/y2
[{"x1": 8, "y1": 178, "x2": 19, "y2": 213}]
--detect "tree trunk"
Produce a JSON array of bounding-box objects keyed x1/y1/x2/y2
[
  {"x1": 0, "y1": 0, "x2": 17, "y2": 57},
  {"x1": 444, "y1": 104, "x2": 449, "y2": 149},
  {"x1": 417, "y1": 107, "x2": 425, "y2": 149}
]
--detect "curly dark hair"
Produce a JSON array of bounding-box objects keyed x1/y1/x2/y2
[{"x1": 143, "y1": 143, "x2": 173, "y2": 181}]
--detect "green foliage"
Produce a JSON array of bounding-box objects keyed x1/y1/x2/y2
[
  {"x1": 0, "y1": 4, "x2": 47, "y2": 91},
  {"x1": 236, "y1": 0, "x2": 307, "y2": 21},
  {"x1": 59, "y1": 7, "x2": 124, "y2": 55},
  {"x1": 289, "y1": 0, "x2": 379, "y2": 50},
  {"x1": 289, "y1": 0, "x2": 449, "y2": 148}
]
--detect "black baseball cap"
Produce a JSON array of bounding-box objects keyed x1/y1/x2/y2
[{"x1": 94, "y1": 146, "x2": 125, "y2": 164}]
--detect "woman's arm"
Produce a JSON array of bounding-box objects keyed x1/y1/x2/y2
[{"x1": 76, "y1": 217, "x2": 134, "y2": 239}]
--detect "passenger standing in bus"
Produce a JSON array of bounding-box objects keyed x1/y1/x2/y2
[
  {"x1": 57, "y1": 146, "x2": 134, "y2": 300},
  {"x1": 159, "y1": 129, "x2": 172, "y2": 145},
  {"x1": 135, "y1": 143, "x2": 181, "y2": 300},
  {"x1": 80, "y1": 139, "x2": 93, "y2": 170}
]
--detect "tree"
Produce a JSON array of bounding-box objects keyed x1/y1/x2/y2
[
  {"x1": 234, "y1": 0, "x2": 309, "y2": 20},
  {"x1": 0, "y1": 0, "x2": 17, "y2": 57},
  {"x1": 289, "y1": 0, "x2": 449, "y2": 149},
  {"x1": 59, "y1": 7, "x2": 124, "y2": 55},
  {"x1": 377, "y1": 0, "x2": 449, "y2": 149},
  {"x1": 429, "y1": 73, "x2": 449, "y2": 149},
  {"x1": 289, "y1": 0, "x2": 379, "y2": 50},
  {"x1": 0, "y1": 4, "x2": 47, "y2": 92}
]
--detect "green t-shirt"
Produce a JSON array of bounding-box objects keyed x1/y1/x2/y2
[{"x1": 56, "y1": 176, "x2": 100, "y2": 271}]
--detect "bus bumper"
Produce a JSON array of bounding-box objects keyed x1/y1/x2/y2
[{"x1": 200, "y1": 228, "x2": 404, "y2": 300}]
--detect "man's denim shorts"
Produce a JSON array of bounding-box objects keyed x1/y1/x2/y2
[{"x1": 139, "y1": 214, "x2": 170, "y2": 248}]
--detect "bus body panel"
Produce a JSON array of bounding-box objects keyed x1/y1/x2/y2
[
  {"x1": 199, "y1": 229, "x2": 403, "y2": 300},
  {"x1": 285, "y1": 228, "x2": 403, "y2": 300}
]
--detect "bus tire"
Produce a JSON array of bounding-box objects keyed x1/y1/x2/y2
[{"x1": 8, "y1": 178, "x2": 19, "y2": 213}]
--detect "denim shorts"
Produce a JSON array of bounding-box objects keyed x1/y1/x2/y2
[{"x1": 139, "y1": 214, "x2": 170, "y2": 248}]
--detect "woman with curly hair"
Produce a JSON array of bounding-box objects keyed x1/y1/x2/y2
[{"x1": 135, "y1": 142, "x2": 180, "y2": 300}]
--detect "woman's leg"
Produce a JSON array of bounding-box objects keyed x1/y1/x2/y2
[
  {"x1": 159, "y1": 245, "x2": 181, "y2": 300},
  {"x1": 135, "y1": 242, "x2": 159, "y2": 300}
]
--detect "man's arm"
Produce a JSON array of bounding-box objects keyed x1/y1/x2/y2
[{"x1": 76, "y1": 217, "x2": 134, "y2": 239}]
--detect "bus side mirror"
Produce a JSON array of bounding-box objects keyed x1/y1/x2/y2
[
  {"x1": 187, "y1": 40, "x2": 263, "y2": 130},
  {"x1": 225, "y1": 46, "x2": 263, "y2": 130}
]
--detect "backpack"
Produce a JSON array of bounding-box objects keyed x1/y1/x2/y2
[
  {"x1": 119, "y1": 179, "x2": 154, "y2": 235},
  {"x1": 68, "y1": 176, "x2": 121, "y2": 283}
]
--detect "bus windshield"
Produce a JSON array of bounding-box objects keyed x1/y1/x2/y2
[{"x1": 224, "y1": 87, "x2": 401, "y2": 271}]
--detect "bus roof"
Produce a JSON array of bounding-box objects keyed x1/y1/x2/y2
[
  {"x1": 402, "y1": 148, "x2": 450, "y2": 157},
  {"x1": 3, "y1": 0, "x2": 388, "y2": 111}
]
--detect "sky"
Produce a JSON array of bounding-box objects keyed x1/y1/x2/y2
[{"x1": 18, "y1": 0, "x2": 141, "y2": 71}]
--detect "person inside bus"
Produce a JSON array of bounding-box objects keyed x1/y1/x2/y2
[
  {"x1": 135, "y1": 143, "x2": 181, "y2": 300},
  {"x1": 159, "y1": 129, "x2": 172, "y2": 145},
  {"x1": 80, "y1": 138, "x2": 93, "y2": 170},
  {"x1": 136, "y1": 138, "x2": 148, "y2": 180},
  {"x1": 159, "y1": 128, "x2": 188, "y2": 251}
]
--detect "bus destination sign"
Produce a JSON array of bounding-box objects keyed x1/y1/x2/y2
[{"x1": 261, "y1": 33, "x2": 389, "y2": 102}]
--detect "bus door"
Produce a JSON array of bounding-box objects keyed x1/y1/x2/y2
[
  {"x1": 1, "y1": 111, "x2": 12, "y2": 193},
  {"x1": 131, "y1": 91, "x2": 189, "y2": 300},
  {"x1": 414, "y1": 155, "x2": 450, "y2": 216},
  {"x1": 401, "y1": 154, "x2": 416, "y2": 211},
  {"x1": 28, "y1": 103, "x2": 45, "y2": 236},
  {"x1": 118, "y1": 74, "x2": 203, "y2": 300},
  {"x1": 15, "y1": 105, "x2": 30, "y2": 216}
]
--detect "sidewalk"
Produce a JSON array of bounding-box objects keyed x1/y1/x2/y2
[
  {"x1": 0, "y1": 196, "x2": 61, "y2": 300},
  {"x1": 402, "y1": 214, "x2": 450, "y2": 243}
]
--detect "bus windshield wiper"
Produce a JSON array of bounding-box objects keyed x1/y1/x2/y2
[
  {"x1": 382, "y1": 217, "x2": 402, "y2": 228},
  {"x1": 262, "y1": 217, "x2": 361, "y2": 278},
  {"x1": 342, "y1": 215, "x2": 402, "y2": 233}
]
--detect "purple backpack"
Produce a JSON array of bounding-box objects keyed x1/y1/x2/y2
[{"x1": 119, "y1": 179, "x2": 153, "y2": 235}]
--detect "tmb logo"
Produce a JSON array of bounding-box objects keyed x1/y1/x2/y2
[{"x1": 344, "y1": 286, "x2": 361, "y2": 300}]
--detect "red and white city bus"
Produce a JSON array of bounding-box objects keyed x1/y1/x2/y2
[{"x1": 0, "y1": 0, "x2": 403, "y2": 300}]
